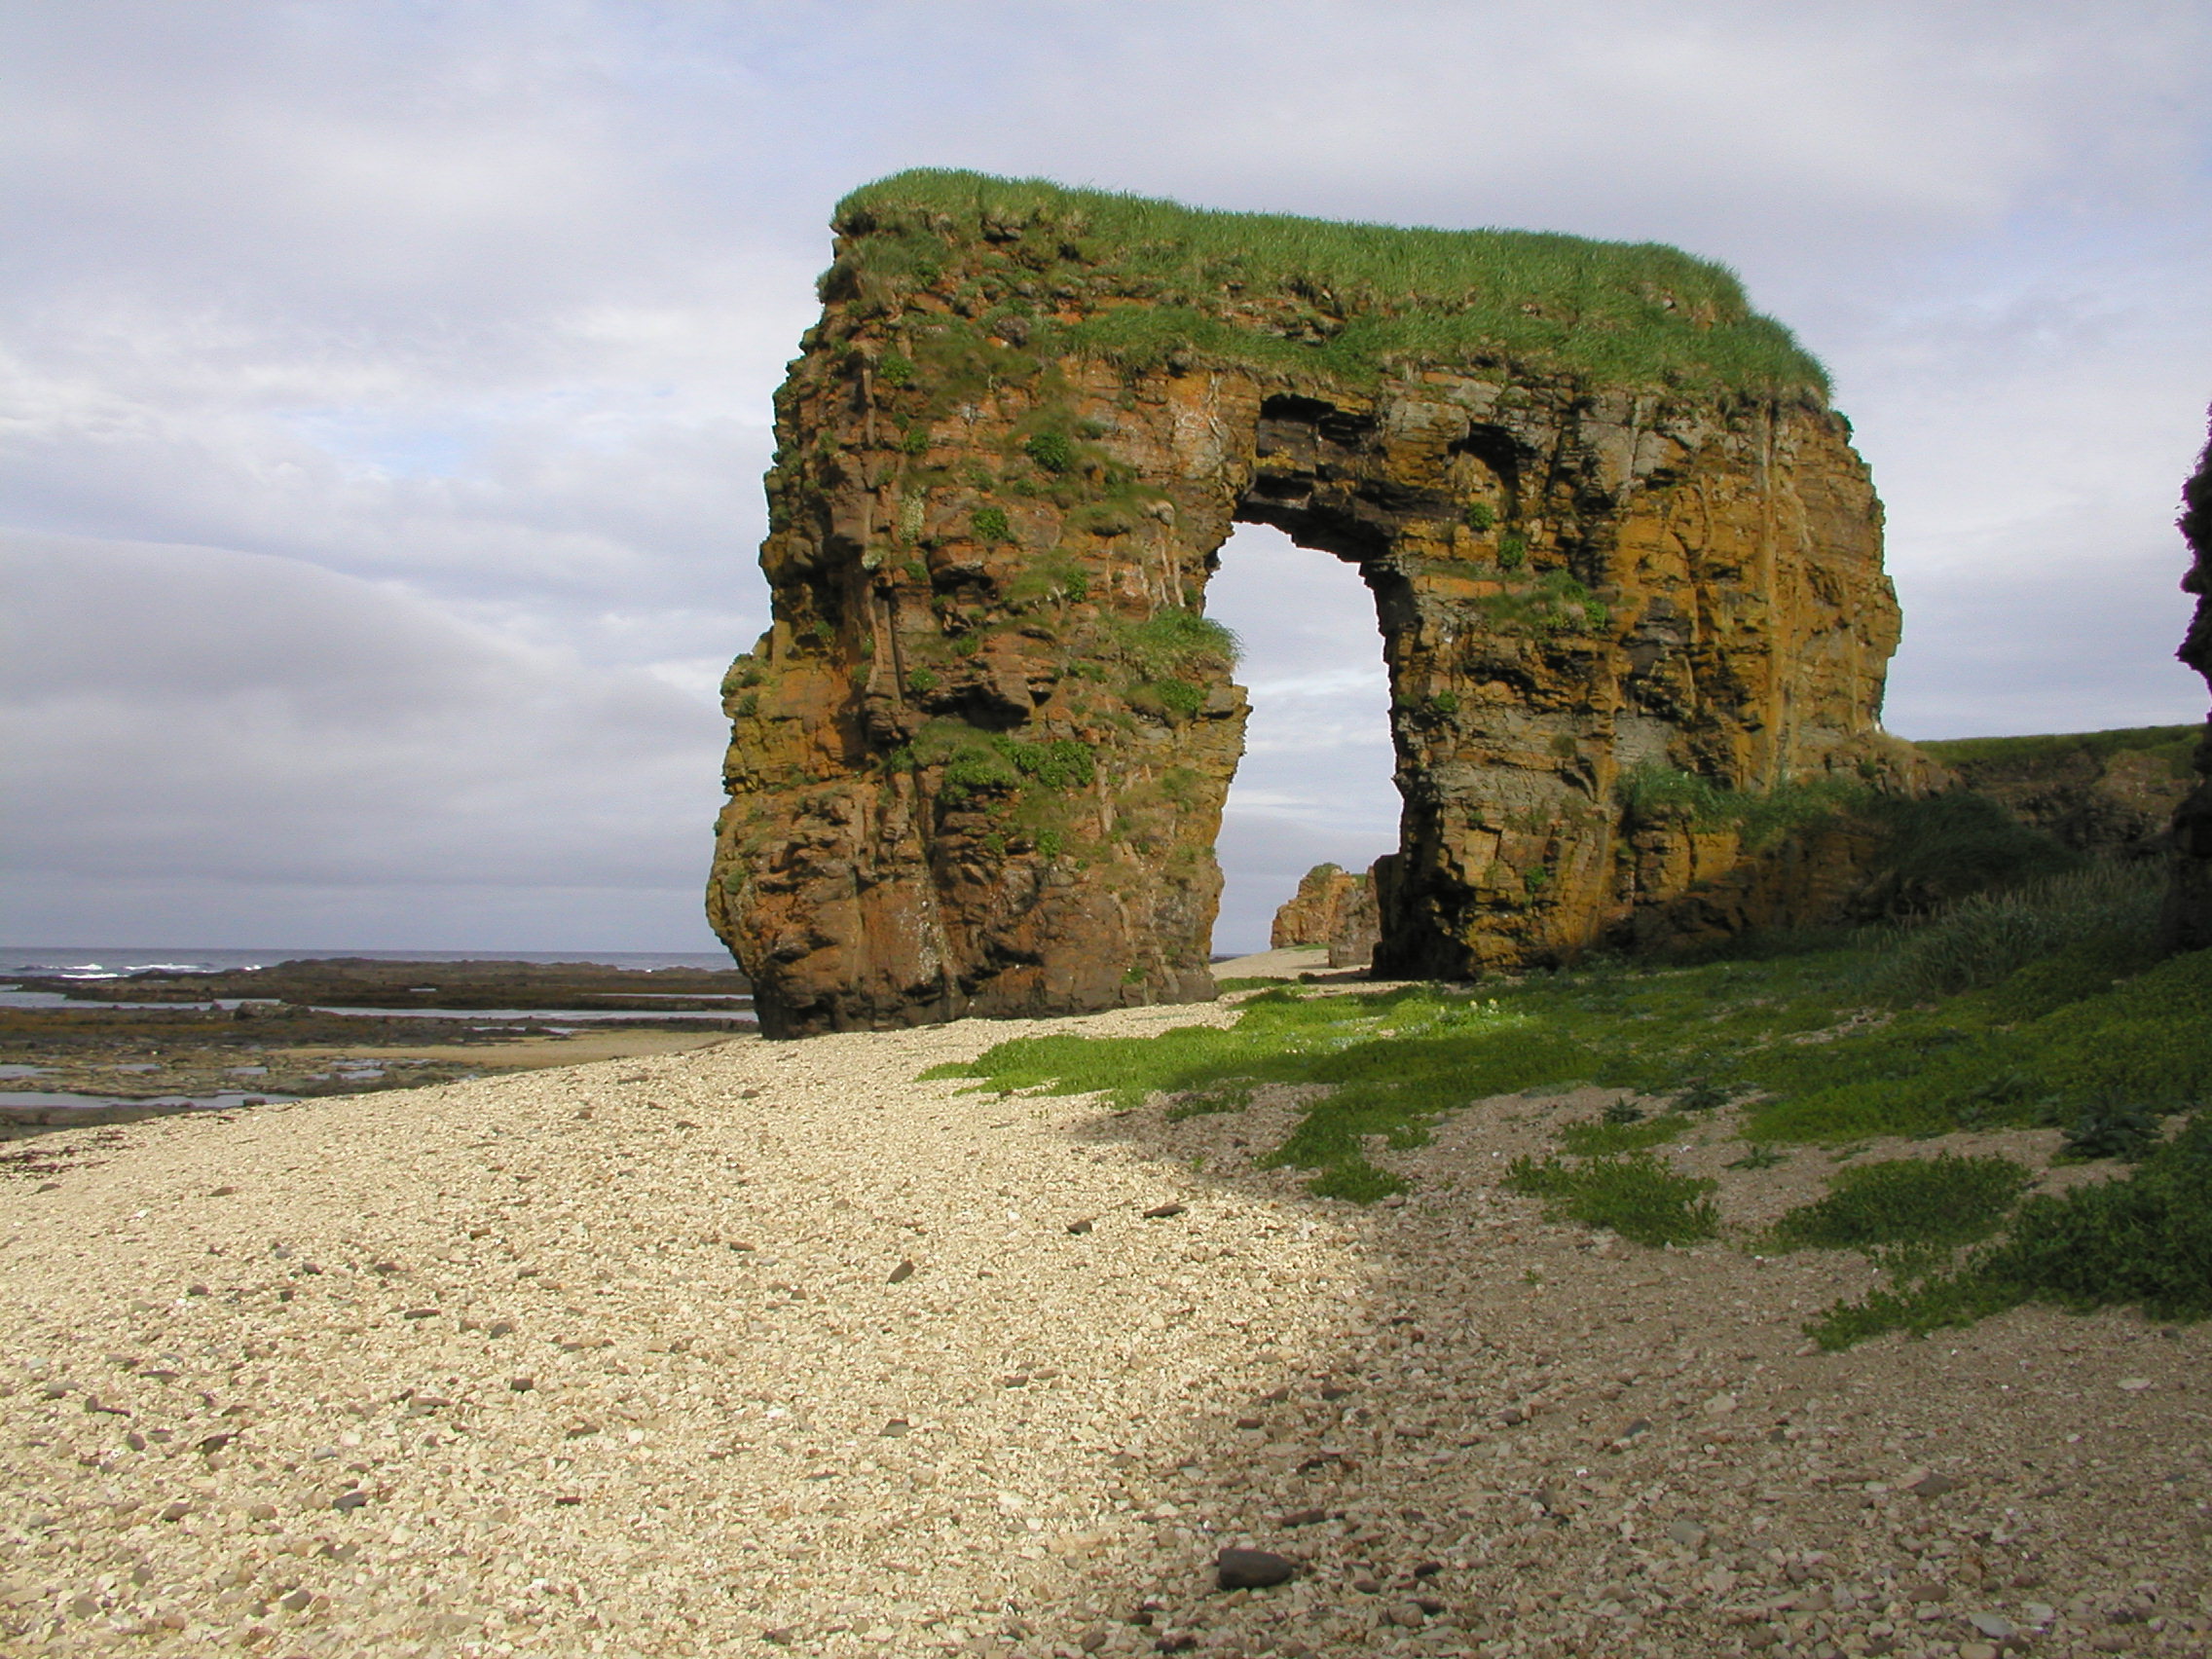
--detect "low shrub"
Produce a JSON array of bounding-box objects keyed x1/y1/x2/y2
[
  {"x1": 1503, "y1": 1152, "x2": 1719, "y2": 1246},
  {"x1": 1868, "y1": 862, "x2": 2163, "y2": 1003},
  {"x1": 1022, "y1": 431, "x2": 1074, "y2": 474},
  {"x1": 1766, "y1": 1154, "x2": 2030, "y2": 1262},
  {"x1": 1810, "y1": 1112, "x2": 2212, "y2": 1347},
  {"x1": 2057, "y1": 1099, "x2": 2165, "y2": 1162},
  {"x1": 1858, "y1": 791, "x2": 2080, "y2": 915},
  {"x1": 1559, "y1": 1111, "x2": 1689, "y2": 1156}
]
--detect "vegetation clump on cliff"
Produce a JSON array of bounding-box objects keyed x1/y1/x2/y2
[{"x1": 830, "y1": 168, "x2": 1830, "y2": 397}]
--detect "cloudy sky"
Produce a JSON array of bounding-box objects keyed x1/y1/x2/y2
[{"x1": 5, "y1": 2, "x2": 2209, "y2": 955}]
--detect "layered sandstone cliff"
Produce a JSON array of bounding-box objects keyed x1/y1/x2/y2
[
  {"x1": 710, "y1": 171, "x2": 1921, "y2": 1035},
  {"x1": 2165, "y1": 409, "x2": 2212, "y2": 949}
]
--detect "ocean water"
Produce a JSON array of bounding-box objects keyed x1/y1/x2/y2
[{"x1": 0, "y1": 946, "x2": 737, "y2": 977}]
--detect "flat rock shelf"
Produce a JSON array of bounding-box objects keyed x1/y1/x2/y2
[{"x1": 1, "y1": 998, "x2": 2205, "y2": 1657}]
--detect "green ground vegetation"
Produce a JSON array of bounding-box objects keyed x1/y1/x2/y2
[
  {"x1": 832, "y1": 168, "x2": 1829, "y2": 397},
  {"x1": 1809, "y1": 1114, "x2": 2212, "y2": 1347},
  {"x1": 1764, "y1": 1153, "x2": 2032, "y2": 1274},
  {"x1": 1503, "y1": 1151, "x2": 1718, "y2": 1246},
  {"x1": 926, "y1": 856, "x2": 2208, "y2": 1336}
]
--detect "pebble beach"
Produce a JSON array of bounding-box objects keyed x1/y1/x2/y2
[{"x1": 3, "y1": 993, "x2": 2207, "y2": 1658}]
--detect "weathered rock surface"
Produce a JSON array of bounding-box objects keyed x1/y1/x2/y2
[
  {"x1": 2166, "y1": 406, "x2": 2212, "y2": 948},
  {"x1": 1270, "y1": 864, "x2": 1359, "y2": 950},
  {"x1": 1271, "y1": 864, "x2": 1385, "y2": 970},
  {"x1": 710, "y1": 171, "x2": 1921, "y2": 1035}
]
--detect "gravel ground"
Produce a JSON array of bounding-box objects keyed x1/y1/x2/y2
[{"x1": 2, "y1": 995, "x2": 2206, "y2": 1659}]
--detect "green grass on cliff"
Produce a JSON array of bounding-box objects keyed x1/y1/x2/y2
[
  {"x1": 833, "y1": 168, "x2": 1830, "y2": 398},
  {"x1": 1915, "y1": 723, "x2": 2200, "y2": 777}
]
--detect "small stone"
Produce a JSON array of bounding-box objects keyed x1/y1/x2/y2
[
  {"x1": 1142, "y1": 1203, "x2": 1186, "y2": 1219},
  {"x1": 1279, "y1": 1507, "x2": 1328, "y2": 1527},
  {"x1": 1216, "y1": 1547, "x2": 1299, "y2": 1589},
  {"x1": 1960, "y1": 1644, "x2": 1999, "y2": 1659},
  {"x1": 279, "y1": 1590, "x2": 312, "y2": 1612},
  {"x1": 1703, "y1": 1392, "x2": 1738, "y2": 1417},
  {"x1": 246, "y1": 1503, "x2": 277, "y2": 1521},
  {"x1": 1666, "y1": 1520, "x2": 1707, "y2": 1548},
  {"x1": 208, "y1": 1186, "x2": 237, "y2": 1198},
  {"x1": 1969, "y1": 1613, "x2": 2017, "y2": 1639},
  {"x1": 1903, "y1": 1580, "x2": 1949, "y2": 1604},
  {"x1": 761, "y1": 1627, "x2": 794, "y2": 1645},
  {"x1": 331, "y1": 1490, "x2": 367, "y2": 1511},
  {"x1": 879, "y1": 1419, "x2": 909, "y2": 1437},
  {"x1": 2117, "y1": 1377, "x2": 2153, "y2": 1392},
  {"x1": 1909, "y1": 1472, "x2": 1961, "y2": 1497},
  {"x1": 1066, "y1": 1217, "x2": 1093, "y2": 1235},
  {"x1": 1235, "y1": 1416, "x2": 1265, "y2": 1429},
  {"x1": 509, "y1": 1377, "x2": 535, "y2": 1392},
  {"x1": 197, "y1": 1432, "x2": 233, "y2": 1455},
  {"x1": 1385, "y1": 1602, "x2": 1426, "y2": 1627},
  {"x1": 887, "y1": 1259, "x2": 915, "y2": 1283},
  {"x1": 487, "y1": 1319, "x2": 516, "y2": 1337},
  {"x1": 159, "y1": 1502, "x2": 190, "y2": 1522},
  {"x1": 1413, "y1": 1561, "x2": 1443, "y2": 1578}
]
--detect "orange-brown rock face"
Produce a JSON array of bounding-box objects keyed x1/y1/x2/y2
[
  {"x1": 2165, "y1": 407, "x2": 2212, "y2": 949},
  {"x1": 1271, "y1": 866, "x2": 1362, "y2": 950},
  {"x1": 1272, "y1": 864, "x2": 1382, "y2": 969},
  {"x1": 710, "y1": 173, "x2": 1917, "y2": 1035}
]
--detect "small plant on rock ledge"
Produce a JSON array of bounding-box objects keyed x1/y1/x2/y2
[{"x1": 1022, "y1": 431, "x2": 1075, "y2": 474}]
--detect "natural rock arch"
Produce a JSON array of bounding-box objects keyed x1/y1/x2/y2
[{"x1": 709, "y1": 171, "x2": 1923, "y2": 1037}]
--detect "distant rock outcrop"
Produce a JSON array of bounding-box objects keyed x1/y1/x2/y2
[
  {"x1": 1271, "y1": 864, "x2": 1361, "y2": 948},
  {"x1": 1271, "y1": 863, "x2": 1382, "y2": 968},
  {"x1": 2166, "y1": 407, "x2": 2212, "y2": 949},
  {"x1": 709, "y1": 170, "x2": 1924, "y2": 1036}
]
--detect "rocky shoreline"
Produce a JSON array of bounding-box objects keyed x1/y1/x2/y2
[{"x1": 0, "y1": 960, "x2": 754, "y2": 1140}]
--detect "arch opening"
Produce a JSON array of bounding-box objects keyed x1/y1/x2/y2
[{"x1": 1202, "y1": 521, "x2": 1397, "y2": 956}]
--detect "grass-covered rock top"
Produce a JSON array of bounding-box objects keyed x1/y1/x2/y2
[
  {"x1": 928, "y1": 861, "x2": 2210, "y2": 1345},
  {"x1": 832, "y1": 168, "x2": 1830, "y2": 397}
]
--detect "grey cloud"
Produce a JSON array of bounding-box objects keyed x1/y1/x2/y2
[{"x1": 2, "y1": 533, "x2": 728, "y2": 943}]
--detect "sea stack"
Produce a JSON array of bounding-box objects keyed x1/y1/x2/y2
[{"x1": 709, "y1": 170, "x2": 1922, "y2": 1036}]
